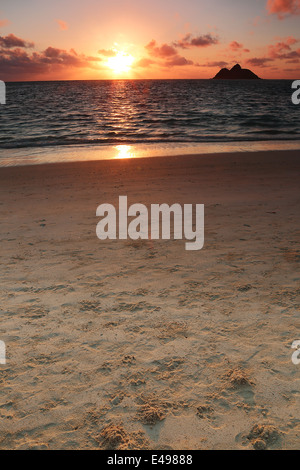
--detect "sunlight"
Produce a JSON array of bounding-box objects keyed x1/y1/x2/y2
[
  {"x1": 105, "y1": 50, "x2": 134, "y2": 74},
  {"x1": 114, "y1": 145, "x2": 135, "y2": 159}
]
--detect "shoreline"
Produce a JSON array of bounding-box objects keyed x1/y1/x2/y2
[
  {"x1": 0, "y1": 148, "x2": 299, "y2": 179},
  {"x1": 0, "y1": 140, "x2": 300, "y2": 167}
]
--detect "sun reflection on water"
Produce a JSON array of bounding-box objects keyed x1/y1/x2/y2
[{"x1": 114, "y1": 145, "x2": 135, "y2": 159}]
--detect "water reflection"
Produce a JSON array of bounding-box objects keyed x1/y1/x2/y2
[
  {"x1": 114, "y1": 145, "x2": 135, "y2": 159},
  {"x1": 1, "y1": 140, "x2": 300, "y2": 167}
]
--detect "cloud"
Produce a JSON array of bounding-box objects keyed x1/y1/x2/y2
[
  {"x1": 0, "y1": 33, "x2": 34, "y2": 48},
  {"x1": 269, "y1": 41, "x2": 292, "y2": 58},
  {"x1": 274, "y1": 49, "x2": 300, "y2": 59},
  {"x1": 245, "y1": 37, "x2": 300, "y2": 70},
  {"x1": 202, "y1": 61, "x2": 229, "y2": 68},
  {"x1": 40, "y1": 47, "x2": 101, "y2": 66},
  {"x1": 144, "y1": 39, "x2": 193, "y2": 67},
  {"x1": 165, "y1": 56, "x2": 193, "y2": 67},
  {"x1": 246, "y1": 57, "x2": 274, "y2": 67},
  {"x1": 135, "y1": 57, "x2": 155, "y2": 68},
  {"x1": 145, "y1": 40, "x2": 177, "y2": 58},
  {"x1": 0, "y1": 48, "x2": 48, "y2": 76},
  {"x1": 142, "y1": 34, "x2": 218, "y2": 69},
  {"x1": 0, "y1": 35, "x2": 102, "y2": 79},
  {"x1": 98, "y1": 49, "x2": 117, "y2": 57},
  {"x1": 227, "y1": 41, "x2": 249, "y2": 53},
  {"x1": 56, "y1": 19, "x2": 68, "y2": 31},
  {"x1": 229, "y1": 41, "x2": 243, "y2": 51},
  {"x1": 266, "y1": 0, "x2": 300, "y2": 19},
  {"x1": 174, "y1": 33, "x2": 219, "y2": 49},
  {"x1": 43, "y1": 46, "x2": 62, "y2": 58},
  {"x1": 268, "y1": 37, "x2": 300, "y2": 58},
  {"x1": 283, "y1": 67, "x2": 300, "y2": 72},
  {"x1": 0, "y1": 18, "x2": 9, "y2": 28},
  {"x1": 285, "y1": 36, "x2": 298, "y2": 44}
]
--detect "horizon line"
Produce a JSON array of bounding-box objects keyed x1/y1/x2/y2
[{"x1": 3, "y1": 77, "x2": 297, "y2": 83}]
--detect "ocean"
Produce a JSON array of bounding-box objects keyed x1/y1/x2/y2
[{"x1": 0, "y1": 79, "x2": 299, "y2": 165}]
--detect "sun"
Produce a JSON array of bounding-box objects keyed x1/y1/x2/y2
[{"x1": 106, "y1": 50, "x2": 135, "y2": 74}]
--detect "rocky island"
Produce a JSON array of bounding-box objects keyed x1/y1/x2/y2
[{"x1": 213, "y1": 63, "x2": 261, "y2": 79}]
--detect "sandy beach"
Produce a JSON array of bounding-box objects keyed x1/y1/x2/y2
[{"x1": 0, "y1": 149, "x2": 299, "y2": 450}]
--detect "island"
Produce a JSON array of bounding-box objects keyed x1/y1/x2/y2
[{"x1": 213, "y1": 63, "x2": 261, "y2": 80}]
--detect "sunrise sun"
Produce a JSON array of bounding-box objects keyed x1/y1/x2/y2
[{"x1": 105, "y1": 50, "x2": 135, "y2": 74}]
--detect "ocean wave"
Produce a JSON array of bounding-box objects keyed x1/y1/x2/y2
[{"x1": 0, "y1": 79, "x2": 299, "y2": 152}]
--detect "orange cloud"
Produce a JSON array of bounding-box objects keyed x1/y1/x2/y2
[
  {"x1": 144, "y1": 40, "x2": 193, "y2": 68},
  {"x1": 0, "y1": 35, "x2": 101, "y2": 80},
  {"x1": 0, "y1": 33, "x2": 34, "y2": 48},
  {"x1": 166, "y1": 56, "x2": 193, "y2": 67},
  {"x1": 98, "y1": 49, "x2": 117, "y2": 57},
  {"x1": 56, "y1": 19, "x2": 68, "y2": 31},
  {"x1": 0, "y1": 18, "x2": 9, "y2": 28},
  {"x1": 145, "y1": 40, "x2": 177, "y2": 58},
  {"x1": 246, "y1": 57, "x2": 274, "y2": 67},
  {"x1": 144, "y1": 34, "x2": 218, "y2": 69},
  {"x1": 174, "y1": 33, "x2": 219, "y2": 49},
  {"x1": 268, "y1": 36, "x2": 300, "y2": 58},
  {"x1": 228, "y1": 41, "x2": 250, "y2": 53},
  {"x1": 135, "y1": 57, "x2": 155, "y2": 68},
  {"x1": 229, "y1": 41, "x2": 243, "y2": 51},
  {"x1": 245, "y1": 36, "x2": 300, "y2": 71},
  {"x1": 202, "y1": 61, "x2": 228, "y2": 67},
  {"x1": 266, "y1": 0, "x2": 300, "y2": 19}
]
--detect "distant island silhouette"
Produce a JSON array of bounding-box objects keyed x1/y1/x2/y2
[{"x1": 213, "y1": 64, "x2": 261, "y2": 80}]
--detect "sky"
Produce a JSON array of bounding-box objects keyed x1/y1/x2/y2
[{"x1": 0, "y1": 0, "x2": 300, "y2": 80}]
